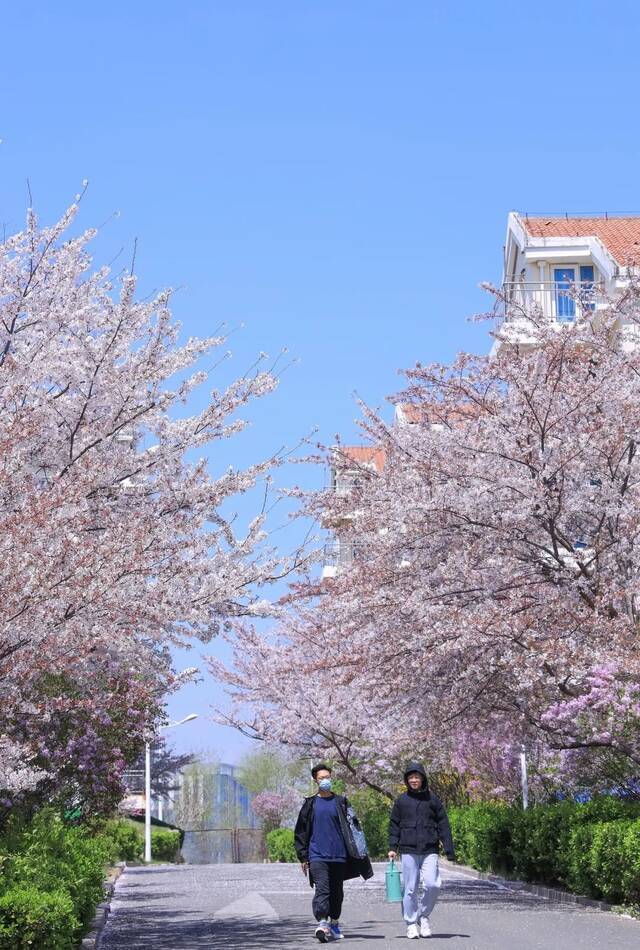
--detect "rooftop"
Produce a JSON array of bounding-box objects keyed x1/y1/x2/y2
[
  {"x1": 338, "y1": 445, "x2": 386, "y2": 473},
  {"x1": 519, "y1": 214, "x2": 640, "y2": 266}
]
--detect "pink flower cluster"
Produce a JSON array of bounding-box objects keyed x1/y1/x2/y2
[
  {"x1": 0, "y1": 204, "x2": 281, "y2": 815},
  {"x1": 212, "y1": 280, "x2": 640, "y2": 798}
]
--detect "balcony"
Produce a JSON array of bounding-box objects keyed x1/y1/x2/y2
[
  {"x1": 323, "y1": 540, "x2": 366, "y2": 566},
  {"x1": 321, "y1": 540, "x2": 366, "y2": 578},
  {"x1": 499, "y1": 279, "x2": 605, "y2": 324}
]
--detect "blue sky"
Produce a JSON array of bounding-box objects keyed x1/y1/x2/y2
[{"x1": 4, "y1": 1, "x2": 640, "y2": 761}]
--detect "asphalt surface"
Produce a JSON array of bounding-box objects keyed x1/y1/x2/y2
[{"x1": 99, "y1": 860, "x2": 639, "y2": 950}]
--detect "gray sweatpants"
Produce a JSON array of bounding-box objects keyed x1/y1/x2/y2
[{"x1": 401, "y1": 853, "x2": 442, "y2": 924}]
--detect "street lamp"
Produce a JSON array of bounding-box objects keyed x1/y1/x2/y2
[
  {"x1": 145, "y1": 713, "x2": 198, "y2": 863},
  {"x1": 519, "y1": 745, "x2": 529, "y2": 810}
]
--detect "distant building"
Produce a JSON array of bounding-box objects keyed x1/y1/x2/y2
[
  {"x1": 164, "y1": 761, "x2": 262, "y2": 864},
  {"x1": 322, "y1": 212, "x2": 640, "y2": 577},
  {"x1": 495, "y1": 212, "x2": 640, "y2": 352}
]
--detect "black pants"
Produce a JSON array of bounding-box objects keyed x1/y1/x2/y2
[{"x1": 310, "y1": 861, "x2": 344, "y2": 921}]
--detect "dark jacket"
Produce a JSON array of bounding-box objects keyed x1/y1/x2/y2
[
  {"x1": 388, "y1": 762, "x2": 455, "y2": 860},
  {"x1": 294, "y1": 793, "x2": 374, "y2": 887}
]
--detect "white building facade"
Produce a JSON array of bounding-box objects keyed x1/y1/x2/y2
[{"x1": 497, "y1": 212, "x2": 640, "y2": 349}]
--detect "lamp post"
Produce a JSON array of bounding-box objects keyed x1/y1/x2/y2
[
  {"x1": 519, "y1": 745, "x2": 529, "y2": 810},
  {"x1": 144, "y1": 713, "x2": 198, "y2": 863}
]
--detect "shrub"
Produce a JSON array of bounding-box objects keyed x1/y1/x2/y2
[
  {"x1": 0, "y1": 808, "x2": 112, "y2": 946},
  {"x1": 449, "y1": 804, "x2": 513, "y2": 873},
  {"x1": 0, "y1": 886, "x2": 77, "y2": 949},
  {"x1": 449, "y1": 798, "x2": 640, "y2": 905},
  {"x1": 565, "y1": 818, "x2": 640, "y2": 903},
  {"x1": 100, "y1": 819, "x2": 144, "y2": 862},
  {"x1": 150, "y1": 828, "x2": 181, "y2": 862},
  {"x1": 2, "y1": 811, "x2": 109, "y2": 924},
  {"x1": 266, "y1": 827, "x2": 297, "y2": 862}
]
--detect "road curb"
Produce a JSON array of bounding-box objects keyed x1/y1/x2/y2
[
  {"x1": 440, "y1": 858, "x2": 621, "y2": 915},
  {"x1": 78, "y1": 862, "x2": 126, "y2": 949}
]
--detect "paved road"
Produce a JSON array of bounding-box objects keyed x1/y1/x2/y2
[{"x1": 99, "y1": 861, "x2": 639, "y2": 950}]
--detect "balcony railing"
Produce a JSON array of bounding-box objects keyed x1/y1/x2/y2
[
  {"x1": 500, "y1": 280, "x2": 604, "y2": 323},
  {"x1": 323, "y1": 540, "x2": 366, "y2": 566}
]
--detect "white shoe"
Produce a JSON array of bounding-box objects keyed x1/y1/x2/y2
[
  {"x1": 407, "y1": 923, "x2": 420, "y2": 939},
  {"x1": 315, "y1": 920, "x2": 333, "y2": 942},
  {"x1": 420, "y1": 917, "x2": 432, "y2": 938}
]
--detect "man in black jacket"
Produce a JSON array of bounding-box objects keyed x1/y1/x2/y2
[
  {"x1": 388, "y1": 762, "x2": 455, "y2": 940},
  {"x1": 294, "y1": 763, "x2": 373, "y2": 943}
]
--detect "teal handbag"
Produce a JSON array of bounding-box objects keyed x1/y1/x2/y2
[{"x1": 385, "y1": 858, "x2": 403, "y2": 902}]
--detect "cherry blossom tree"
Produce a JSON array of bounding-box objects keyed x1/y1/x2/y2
[
  {"x1": 251, "y1": 788, "x2": 300, "y2": 832},
  {"x1": 0, "y1": 200, "x2": 286, "y2": 812},
  {"x1": 212, "y1": 283, "x2": 640, "y2": 798}
]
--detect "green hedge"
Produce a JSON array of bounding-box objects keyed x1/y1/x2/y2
[
  {"x1": 100, "y1": 819, "x2": 182, "y2": 863},
  {"x1": 100, "y1": 818, "x2": 144, "y2": 861},
  {"x1": 0, "y1": 809, "x2": 110, "y2": 949},
  {"x1": 266, "y1": 827, "x2": 297, "y2": 862},
  {"x1": 149, "y1": 828, "x2": 181, "y2": 862},
  {"x1": 449, "y1": 798, "x2": 640, "y2": 905},
  {"x1": 0, "y1": 887, "x2": 77, "y2": 950},
  {"x1": 0, "y1": 812, "x2": 184, "y2": 949}
]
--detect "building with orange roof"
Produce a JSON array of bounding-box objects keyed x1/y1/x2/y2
[{"x1": 496, "y1": 212, "x2": 640, "y2": 351}]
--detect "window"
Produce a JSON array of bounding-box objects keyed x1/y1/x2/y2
[
  {"x1": 579, "y1": 265, "x2": 595, "y2": 312},
  {"x1": 554, "y1": 267, "x2": 575, "y2": 321},
  {"x1": 554, "y1": 265, "x2": 595, "y2": 321}
]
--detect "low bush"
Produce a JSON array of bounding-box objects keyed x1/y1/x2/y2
[
  {"x1": 0, "y1": 811, "x2": 110, "y2": 948},
  {"x1": 1, "y1": 810, "x2": 109, "y2": 926},
  {"x1": 100, "y1": 818, "x2": 182, "y2": 863},
  {"x1": 449, "y1": 798, "x2": 640, "y2": 905},
  {"x1": 449, "y1": 804, "x2": 513, "y2": 873},
  {"x1": 100, "y1": 818, "x2": 144, "y2": 861},
  {"x1": 266, "y1": 827, "x2": 297, "y2": 862},
  {"x1": 150, "y1": 828, "x2": 181, "y2": 862},
  {"x1": 0, "y1": 886, "x2": 77, "y2": 950}
]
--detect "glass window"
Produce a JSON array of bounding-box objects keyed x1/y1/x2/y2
[
  {"x1": 580, "y1": 265, "x2": 595, "y2": 311},
  {"x1": 554, "y1": 267, "x2": 576, "y2": 321}
]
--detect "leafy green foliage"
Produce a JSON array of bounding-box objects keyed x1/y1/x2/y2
[
  {"x1": 449, "y1": 798, "x2": 640, "y2": 904},
  {"x1": 1, "y1": 810, "x2": 108, "y2": 923},
  {"x1": 266, "y1": 827, "x2": 297, "y2": 862},
  {"x1": 100, "y1": 819, "x2": 144, "y2": 861},
  {"x1": 99, "y1": 818, "x2": 182, "y2": 862},
  {"x1": 0, "y1": 809, "x2": 110, "y2": 947},
  {"x1": 150, "y1": 828, "x2": 181, "y2": 862},
  {"x1": 0, "y1": 887, "x2": 77, "y2": 949},
  {"x1": 448, "y1": 804, "x2": 513, "y2": 873}
]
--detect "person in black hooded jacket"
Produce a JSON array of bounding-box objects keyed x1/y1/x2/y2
[{"x1": 388, "y1": 762, "x2": 455, "y2": 940}]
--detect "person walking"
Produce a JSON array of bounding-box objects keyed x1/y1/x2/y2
[
  {"x1": 295, "y1": 763, "x2": 373, "y2": 943},
  {"x1": 388, "y1": 762, "x2": 455, "y2": 940}
]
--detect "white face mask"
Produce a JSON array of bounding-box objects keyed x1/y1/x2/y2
[{"x1": 318, "y1": 777, "x2": 332, "y2": 791}]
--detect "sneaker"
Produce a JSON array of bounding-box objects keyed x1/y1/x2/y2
[
  {"x1": 315, "y1": 921, "x2": 334, "y2": 942},
  {"x1": 330, "y1": 922, "x2": 344, "y2": 939},
  {"x1": 420, "y1": 917, "x2": 432, "y2": 938},
  {"x1": 407, "y1": 923, "x2": 420, "y2": 939}
]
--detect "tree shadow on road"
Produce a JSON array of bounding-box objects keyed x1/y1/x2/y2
[
  {"x1": 441, "y1": 879, "x2": 590, "y2": 914},
  {"x1": 102, "y1": 906, "x2": 404, "y2": 948},
  {"x1": 102, "y1": 909, "x2": 330, "y2": 948}
]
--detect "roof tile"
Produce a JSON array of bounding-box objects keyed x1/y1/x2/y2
[{"x1": 521, "y1": 216, "x2": 640, "y2": 266}]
